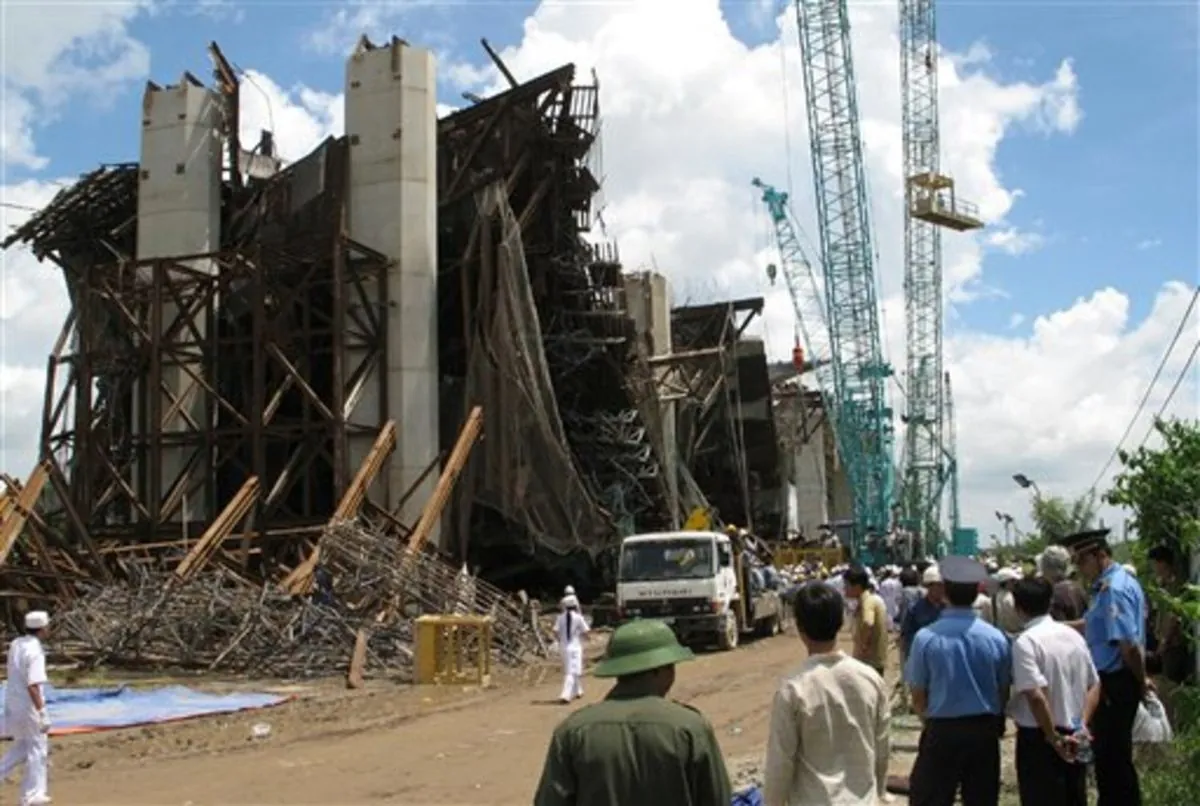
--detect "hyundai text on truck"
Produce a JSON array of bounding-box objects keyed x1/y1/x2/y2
[{"x1": 614, "y1": 530, "x2": 787, "y2": 650}]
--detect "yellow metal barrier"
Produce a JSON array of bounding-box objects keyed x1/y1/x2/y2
[
  {"x1": 414, "y1": 614, "x2": 493, "y2": 686},
  {"x1": 770, "y1": 546, "x2": 845, "y2": 569}
]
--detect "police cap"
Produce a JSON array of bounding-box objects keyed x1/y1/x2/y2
[
  {"x1": 939, "y1": 555, "x2": 988, "y2": 585},
  {"x1": 1058, "y1": 527, "x2": 1111, "y2": 555}
]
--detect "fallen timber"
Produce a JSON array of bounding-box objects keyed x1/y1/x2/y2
[{"x1": 55, "y1": 519, "x2": 546, "y2": 680}]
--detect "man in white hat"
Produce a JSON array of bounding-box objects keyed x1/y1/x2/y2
[
  {"x1": 2, "y1": 610, "x2": 52, "y2": 805},
  {"x1": 993, "y1": 567, "x2": 1024, "y2": 636}
]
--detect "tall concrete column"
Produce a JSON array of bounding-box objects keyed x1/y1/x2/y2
[
  {"x1": 624, "y1": 271, "x2": 679, "y2": 524},
  {"x1": 344, "y1": 38, "x2": 439, "y2": 540},
  {"x1": 792, "y1": 404, "x2": 829, "y2": 540},
  {"x1": 136, "y1": 75, "x2": 222, "y2": 523}
]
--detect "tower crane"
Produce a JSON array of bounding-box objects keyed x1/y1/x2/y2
[
  {"x1": 756, "y1": 0, "x2": 895, "y2": 562},
  {"x1": 898, "y1": 0, "x2": 984, "y2": 557}
]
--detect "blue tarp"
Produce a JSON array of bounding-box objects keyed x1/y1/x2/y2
[
  {"x1": 732, "y1": 786, "x2": 763, "y2": 806},
  {"x1": 0, "y1": 683, "x2": 289, "y2": 736}
]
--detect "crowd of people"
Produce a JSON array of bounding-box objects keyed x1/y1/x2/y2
[{"x1": 534, "y1": 526, "x2": 1185, "y2": 806}]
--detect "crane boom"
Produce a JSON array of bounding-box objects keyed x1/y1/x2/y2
[{"x1": 793, "y1": 0, "x2": 895, "y2": 551}]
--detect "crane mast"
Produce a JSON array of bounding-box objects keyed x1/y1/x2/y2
[
  {"x1": 943, "y1": 370, "x2": 978, "y2": 554},
  {"x1": 945, "y1": 371, "x2": 959, "y2": 531},
  {"x1": 898, "y1": 0, "x2": 982, "y2": 557},
  {"x1": 791, "y1": 0, "x2": 895, "y2": 556}
]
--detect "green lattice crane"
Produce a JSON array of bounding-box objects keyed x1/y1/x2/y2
[
  {"x1": 760, "y1": 0, "x2": 896, "y2": 559},
  {"x1": 898, "y1": 0, "x2": 983, "y2": 557}
]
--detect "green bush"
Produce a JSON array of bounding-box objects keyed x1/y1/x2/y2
[{"x1": 1142, "y1": 688, "x2": 1200, "y2": 806}]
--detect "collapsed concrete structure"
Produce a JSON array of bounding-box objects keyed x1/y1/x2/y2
[{"x1": 1, "y1": 37, "x2": 843, "y2": 607}]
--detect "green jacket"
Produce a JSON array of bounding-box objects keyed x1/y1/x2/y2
[{"x1": 532, "y1": 680, "x2": 733, "y2": 806}]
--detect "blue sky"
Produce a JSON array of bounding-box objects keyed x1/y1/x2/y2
[
  {"x1": 2, "y1": 0, "x2": 1197, "y2": 537},
  {"x1": 10, "y1": 0, "x2": 1196, "y2": 333}
]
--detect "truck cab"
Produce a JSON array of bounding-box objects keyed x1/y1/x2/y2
[{"x1": 615, "y1": 530, "x2": 785, "y2": 650}]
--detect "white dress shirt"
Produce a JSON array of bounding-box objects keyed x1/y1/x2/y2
[
  {"x1": 879, "y1": 577, "x2": 903, "y2": 626},
  {"x1": 764, "y1": 651, "x2": 890, "y2": 806},
  {"x1": 1008, "y1": 614, "x2": 1099, "y2": 730},
  {"x1": 3, "y1": 635, "x2": 48, "y2": 738}
]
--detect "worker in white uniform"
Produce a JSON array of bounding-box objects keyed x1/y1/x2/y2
[
  {"x1": 556, "y1": 594, "x2": 590, "y2": 703},
  {"x1": 2, "y1": 610, "x2": 53, "y2": 806}
]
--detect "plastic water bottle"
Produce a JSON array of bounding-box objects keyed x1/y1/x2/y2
[{"x1": 1071, "y1": 719, "x2": 1093, "y2": 765}]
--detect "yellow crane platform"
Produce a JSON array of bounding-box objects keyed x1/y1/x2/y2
[{"x1": 908, "y1": 172, "x2": 984, "y2": 232}]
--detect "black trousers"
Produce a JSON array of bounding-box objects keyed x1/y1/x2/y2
[
  {"x1": 1015, "y1": 726, "x2": 1086, "y2": 806},
  {"x1": 909, "y1": 714, "x2": 1002, "y2": 806},
  {"x1": 1093, "y1": 668, "x2": 1142, "y2": 806}
]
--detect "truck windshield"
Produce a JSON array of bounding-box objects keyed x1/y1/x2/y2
[{"x1": 619, "y1": 539, "x2": 716, "y2": 582}]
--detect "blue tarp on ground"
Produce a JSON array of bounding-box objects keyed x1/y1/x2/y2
[
  {"x1": 0, "y1": 683, "x2": 289, "y2": 736},
  {"x1": 732, "y1": 786, "x2": 763, "y2": 806}
]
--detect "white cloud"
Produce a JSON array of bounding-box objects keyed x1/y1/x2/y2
[
  {"x1": 306, "y1": 0, "x2": 442, "y2": 56},
  {"x1": 986, "y1": 227, "x2": 1046, "y2": 256},
  {"x1": 0, "y1": 178, "x2": 75, "y2": 471},
  {"x1": 950, "y1": 282, "x2": 1199, "y2": 538},
  {"x1": 1, "y1": 1, "x2": 1192, "y2": 552},
  {"x1": 0, "y1": 1, "x2": 151, "y2": 167},
  {"x1": 433, "y1": 0, "x2": 1185, "y2": 537},
  {"x1": 189, "y1": 0, "x2": 246, "y2": 24},
  {"x1": 237, "y1": 71, "x2": 344, "y2": 161},
  {"x1": 1137, "y1": 238, "x2": 1163, "y2": 251}
]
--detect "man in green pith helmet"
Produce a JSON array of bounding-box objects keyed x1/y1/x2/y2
[{"x1": 532, "y1": 619, "x2": 733, "y2": 806}]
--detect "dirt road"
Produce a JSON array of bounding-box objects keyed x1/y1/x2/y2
[{"x1": 15, "y1": 631, "x2": 938, "y2": 805}]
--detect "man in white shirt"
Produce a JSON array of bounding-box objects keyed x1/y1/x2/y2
[
  {"x1": 1008, "y1": 578, "x2": 1098, "y2": 806},
  {"x1": 2, "y1": 610, "x2": 53, "y2": 806},
  {"x1": 878, "y1": 568, "x2": 903, "y2": 630},
  {"x1": 764, "y1": 582, "x2": 890, "y2": 806}
]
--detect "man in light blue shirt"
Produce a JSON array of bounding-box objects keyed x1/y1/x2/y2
[
  {"x1": 1061, "y1": 528, "x2": 1148, "y2": 806},
  {"x1": 904, "y1": 555, "x2": 1011, "y2": 806}
]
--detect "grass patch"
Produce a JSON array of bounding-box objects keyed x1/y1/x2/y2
[{"x1": 1141, "y1": 687, "x2": 1200, "y2": 806}]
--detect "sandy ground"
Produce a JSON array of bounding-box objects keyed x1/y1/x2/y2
[{"x1": 5, "y1": 628, "x2": 1015, "y2": 805}]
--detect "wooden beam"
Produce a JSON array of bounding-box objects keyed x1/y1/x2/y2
[
  {"x1": 406, "y1": 406, "x2": 484, "y2": 555},
  {"x1": 281, "y1": 420, "x2": 397, "y2": 595},
  {"x1": 0, "y1": 462, "x2": 51, "y2": 568},
  {"x1": 173, "y1": 476, "x2": 261, "y2": 584}
]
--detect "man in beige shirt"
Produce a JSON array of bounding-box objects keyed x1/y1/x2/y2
[
  {"x1": 764, "y1": 582, "x2": 891, "y2": 806},
  {"x1": 846, "y1": 567, "x2": 889, "y2": 675}
]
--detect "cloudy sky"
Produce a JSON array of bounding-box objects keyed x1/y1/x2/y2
[{"x1": 1, "y1": 0, "x2": 1197, "y2": 545}]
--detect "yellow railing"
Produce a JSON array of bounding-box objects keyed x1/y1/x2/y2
[
  {"x1": 414, "y1": 614, "x2": 493, "y2": 686},
  {"x1": 769, "y1": 546, "x2": 845, "y2": 569}
]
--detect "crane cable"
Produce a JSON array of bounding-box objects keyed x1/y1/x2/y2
[
  {"x1": 778, "y1": 12, "x2": 796, "y2": 198},
  {"x1": 1087, "y1": 284, "x2": 1200, "y2": 495}
]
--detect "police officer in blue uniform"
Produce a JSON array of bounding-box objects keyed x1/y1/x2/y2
[
  {"x1": 1060, "y1": 527, "x2": 1148, "y2": 806},
  {"x1": 904, "y1": 555, "x2": 1012, "y2": 806}
]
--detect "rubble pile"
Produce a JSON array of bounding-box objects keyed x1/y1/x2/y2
[{"x1": 54, "y1": 521, "x2": 546, "y2": 680}]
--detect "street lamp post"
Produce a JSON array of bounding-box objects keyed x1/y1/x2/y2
[
  {"x1": 995, "y1": 511, "x2": 1015, "y2": 546},
  {"x1": 1013, "y1": 473, "x2": 1041, "y2": 498}
]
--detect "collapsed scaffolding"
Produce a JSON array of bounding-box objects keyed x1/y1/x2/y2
[{"x1": 0, "y1": 41, "x2": 689, "y2": 671}]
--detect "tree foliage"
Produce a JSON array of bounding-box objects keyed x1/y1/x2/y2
[
  {"x1": 1030, "y1": 493, "x2": 1099, "y2": 543},
  {"x1": 993, "y1": 493, "x2": 1099, "y2": 563},
  {"x1": 1106, "y1": 418, "x2": 1200, "y2": 559}
]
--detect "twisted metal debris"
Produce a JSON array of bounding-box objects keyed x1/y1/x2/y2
[{"x1": 55, "y1": 521, "x2": 546, "y2": 679}]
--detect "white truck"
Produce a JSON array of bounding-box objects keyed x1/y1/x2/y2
[{"x1": 614, "y1": 530, "x2": 787, "y2": 651}]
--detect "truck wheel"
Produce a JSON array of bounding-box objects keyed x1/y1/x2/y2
[
  {"x1": 755, "y1": 614, "x2": 780, "y2": 638},
  {"x1": 717, "y1": 612, "x2": 740, "y2": 651}
]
